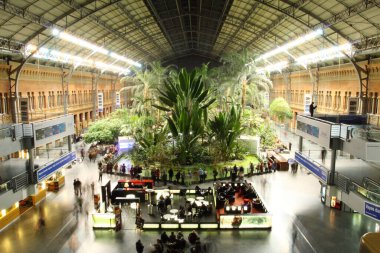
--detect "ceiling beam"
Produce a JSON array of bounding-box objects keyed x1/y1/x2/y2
[
  {"x1": 174, "y1": 0, "x2": 189, "y2": 49},
  {"x1": 115, "y1": 1, "x2": 172, "y2": 55},
  {"x1": 144, "y1": 0, "x2": 179, "y2": 58},
  {"x1": 217, "y1": 2, "x2": 260, "y2": 55},
  {"x1": 22, "y1": 0, "x2": 116, "y2": 44},
  {"x1": 61, "y1": 0, "x2": 156, "y2": 59},
  {"x1": 241, "y1": 0, "x2": 311, "y2": 49}
]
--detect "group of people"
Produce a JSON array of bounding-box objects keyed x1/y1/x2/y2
[
  {"x1": 136, "y1": 230, "x2": 205, "y2": 253},
  {"x1": 221, "y1": 165, "x2": 245, "y2": 182},
  {"x1": 151, "y1": 168, "x2": 187, "y2": 186}
]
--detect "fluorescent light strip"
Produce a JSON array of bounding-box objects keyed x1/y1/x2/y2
[
  {"x1": 256, "y1": 29, "x2": 323, "y2": 62},
  {"x1": 295, "y1": 43, "x2": 352, "y2": 66},
  {"x1": 257, "y1": 61, "x2": 289, "y2": 73},
  {"x1": 26, "y1": 44, "x2": 130, "y2": 74},
  {"x1": 52, "y1": 28, "x2": 141, "y2": 68},
  {"x1": 257, "y1": 43, "x2": 352, "y2": 73}
]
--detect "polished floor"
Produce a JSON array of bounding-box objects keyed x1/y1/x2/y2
[{"x1": 0, "y1": 141, "x2": 379, "y2": 253}]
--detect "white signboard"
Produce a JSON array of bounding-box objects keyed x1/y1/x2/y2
[
  {"x1": 98, "y1": 92, "x2": 103, "y2": 113},
  {"x1": 304, "y1": 94, "x2": 312, "y2": 115},
  {"x1": 33, "y1": 115, "x2": 75, "y2": 147},
  {"x1": 116, "y1": 92, "x2": 120, "y2": 108}
]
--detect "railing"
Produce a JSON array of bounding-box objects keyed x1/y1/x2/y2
[
  {"x1": 12, "y1": 171, "x2": 29, "y2": 192},
  {"x1": 0, "y1": 180, "x2": 13, "y2": 194},
  {"x1": 334, "y1": 172, "x2": 380, "y2": 205}
]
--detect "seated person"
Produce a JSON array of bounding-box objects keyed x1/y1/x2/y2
[
  {"x1": 177, "y1": 237, "x2": 187, "y2": 250},
  {"x1": 188, "y1": 230, "x2": 200, "y2": 244},
  {"x1": 161, "y1": 231, "x2": 169, "y2": 244},
  {"x1": 165, "y1": 196, "x2": 172, "y2": 209},
  {"x1": 158, "y1": 199, "x2": 166, "y2": 213},
  {"x1": 199, "y1": 203, "x2": 207, "y2": 217},
  {"x1": 153, "y1": 239, "x2": 164, "y2": 253},
  {"x1": 177, "y1": 231, "x2": 184, "y2": 240},
  {"x1": 169, "y1": 231, "x2": 177, "y2": 243},
  {"x1": 190, "y1": 240, "x2": 202, "y2": 253},
  {"x1": 178, "y1": 206, "x2": 186, "y2": 219}
]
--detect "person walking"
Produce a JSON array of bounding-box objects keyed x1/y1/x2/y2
[
  {"x1": 175, "y1": 171, "x2": 181, "y2": 184},
  {"x1": 136, "y1": 239, "x2": 144, "y2": 253},
  {"x1": 309, "y1": 102, "x2": 317, "y2": 117},
  {"x1": 213, "y1": 168, "x2": 218, "y2": 181},
  {"x1": 80, "y1": 148, "x2": 85, "y2": 162},
  {"x1": 168, "y1": 168, "x2": 174, "y2": 182},
  {"x1": 98, "y1": 168, "x2": 103, "y2": 182},
  {"x1": 321, "y1": 148, "x2": 327, "y2": 163},
  {"x1": 181, "y1": 171, "x2": 185, "y2": 185},
  {"x1": 288, "y1": 142, "x2": 292, "y2": 151}
]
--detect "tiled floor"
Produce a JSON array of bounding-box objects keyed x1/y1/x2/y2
[{"x1": 0, "y1": 139, "x2": 379, "y2": 253}]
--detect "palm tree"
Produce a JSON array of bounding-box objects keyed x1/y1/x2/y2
[
  {"x1": 120, "y1": 61, "x2": 173, "y2": 114},
  {"x1": 219, "y1": 49, "x2": 272, "y2": 109}
]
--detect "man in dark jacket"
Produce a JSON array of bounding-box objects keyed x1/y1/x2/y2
[
  {"x1": 309, "y1": 102, "x2": 317, "y2": 117},
  {"x1": 168, "y1": 168, "x2": 174, "y2": 182},
  {"x1": 136, "y1": 239, "x2": 144, "y2": 253}
]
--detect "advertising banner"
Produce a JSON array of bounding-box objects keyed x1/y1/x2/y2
[
  {"x1": 219, "y1": 214, "x2": 272, "y2": 229},
  {"x1": 37, "y1": 151, "x2": 76, "y2": 181},
  {"x1": 304, "y1": 94, "x2": 312, "y2": 115},
  {"x1": 98, "y1": 92, "x2": 104, "y2": 113},
  {"x1": 116, "y1": 92, "x2": 120, "y2": 108},
  {"x1": 364, "y1": 202, "x2": 380, "y2": 221},
  {"x1": 295, "y1": 152, "x2": 328, "y2": 183},
  {"x1": 118, "y1": 136, "x2": 135, "y2": 153}
]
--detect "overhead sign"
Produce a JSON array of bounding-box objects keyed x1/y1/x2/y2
[
  {"x1": 296, "y1": 115, "x2": 331, "y2": 148},
  {"x1": 364, "y1": 202, "x2": 380, "y2": 221},
  {"x1": 295, "y1": 152, "x2": 328, "y2": 183},
  {"x1": 304, "y1": 94, "x2": 312, "y2": 115},
  {"x1": 118, "y1": 136, "x2": 135, "y2": 153},
  {"x1": 37, "y1": 151, "x2": 76, "y2": 181},
  {"x1": 98, "y1": 92, "x2": 104, "y2": 112},
  {"x1": 33, "y1": 115, "x2": 75, "y2": 147},
  {"x1": 116, "y1": 92, "x2": 120, "y2": 108}
]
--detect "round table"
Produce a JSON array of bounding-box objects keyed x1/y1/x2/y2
[
  {"x1": 200, "y1": 200, "x2": 209, "y2": 205},
  {"x1": 194, "y1": 201, "x2": 202, "y2": 207},
  {"x1": 170, "y1": 209, "x2": 178, "y2": 214},
  {"x1": 163, "y1": 214, "x2": 172, "y2": 220},
  {"x1": 187, "y1": 198, "x2": 195, "y2": 203},
  {"x1": 196, "y1": 196, "x2": 204, "y2": 200}
]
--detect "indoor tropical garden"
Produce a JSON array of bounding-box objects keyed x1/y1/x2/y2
[{"x1": 83, "y1": 49, "x2": 287, "y2": 180}]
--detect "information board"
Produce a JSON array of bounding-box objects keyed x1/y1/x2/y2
[
  {"x1": 37, "y1": 151, "x2": 76, "y2": 181},
  {"x1": 295, "y1": 152, "x2": 328, "y2": 183},
  {"x1": 296, "y1": 115, "x2": 332, "y2": 148},
  {"x1": 364, "y1": 202, "x2": 380, "y2": 221},
  {"x1": 33, "y1": 115, "x2": 75, "y2": 147}
]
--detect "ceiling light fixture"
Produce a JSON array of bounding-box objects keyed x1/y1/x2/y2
[
  {"x1": 26, "y1": 44, "x2": 130, "y2": 75},
  {"x1": 257, "y1": 61, "x2": 289, "y2": 73},
  {"x1": 255, "y1": 29, "x2": 323, "y2": 62},
  {"x1": 295, "y1": 43, "x2": 352, "y2": 66},
  {"x1": 51, "y1": 28, "x2": 141, "y2": 68}
]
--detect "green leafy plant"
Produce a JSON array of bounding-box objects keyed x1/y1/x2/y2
[
  {"x1": 209, "y1": 103, "x2": 244, "y2": 160},
  {"x1": 153, "y1": 68, "x2": 216, "y2": 165},
  {"x1": 269, "y1": 97, "x2": 292, "y2": 122}
]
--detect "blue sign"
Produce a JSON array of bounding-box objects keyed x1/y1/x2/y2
[
  {"x1": 295, "y1": 152, "x2": 328, "y2": 183},
  {"x1": 37, "y1": 151, "x2": 76, "y2": 181},
  {"x1": 365, "y1": 202, "x2": 380, "y2": 221},
  {"x1": 118, "y1": 138, "x2": 135, "y2": 153}
]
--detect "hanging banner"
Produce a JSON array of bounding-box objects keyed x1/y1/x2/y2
[
  {"x1": 20, "y1": 98, "x2": 29, "y2": 123},
  {"x1": 116, "y1": 92, "x2": 120, "y2": 108},
  {"x1": 304, "y1": 94, "x2": 312, "y2": 115},
  {"x1": 98, "y1": 92, "x2": 103, "y2": 112}
]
